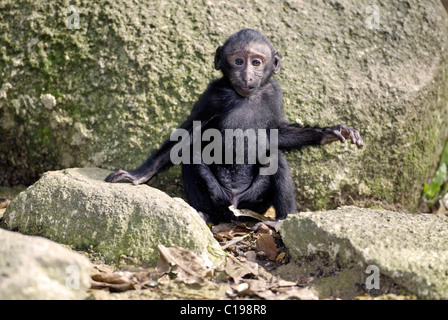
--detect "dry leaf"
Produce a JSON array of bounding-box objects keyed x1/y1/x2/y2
[
  {"x1": 0, "y1": 199, "x2": 10, "y2": 209},
  {"x1": 91, "y1": 272, "x2": 130, "y2": 284},
  {"x1": 255, "y1": 233, "x2": 278, "y2": 260},
  {"x1": 91, "y1": 280, "x2": 131, "y2": 292},
  {"x1": 229, "y1": 205, "x2": 272, "y2": 221},
  {"x1": 275, "y1": 252, "x2": 286, "y2": 261},
  {"x1": 157, "y1": 244, "x2": 212, "y2": 285},
  {"x1": 244, "y1": 251, "x2": 257, "y2": 263},
  {"x1": 211, "y1": 223, "x2": 235, "y2": 234},
  {"x1": 264, "y1": 206, "x2": 276, "y2": 220},
  {"x1": 225, "y1": 259, "x2": 254, "y2": 283},
  {"x1": 276, "y1": 279, "x2": 297, "y2": 287},
  {"x1": 225, "y1": 256, "x2": 259, "y2": 283},
  {"x1": 212, "y1": 222, "x2": 250, "y2": 239},
  {"x1": 93, "y1": 264, "x2": 114, "y2": 274},
  {"x1": 272, "y1": 287, "x2": 318, "y2": 300},
  {"x1": 233, "y1": 282, "x2": 250, "y2": 295}
]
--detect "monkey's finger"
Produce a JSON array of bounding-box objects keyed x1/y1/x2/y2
[
  {"x1": 357, "y1": 135, "x2": 364, "y2": 148},
  {"x1": 352, "y1": 130, "x2": 364, "y2": 148},
  {"x1": 332, "y1": 130, "x2": 346, "y2": 143},
  {"x1": 348, "y1": 129, "x2": 357, "y2": 144},
  {"x1": 105, "y1": 170, "x2": 133, "y2": 183},
  {"x1": 105, "y1": 170, "x2": 122, "y2": 182}
]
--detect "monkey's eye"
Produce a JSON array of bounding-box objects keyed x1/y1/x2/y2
[
  {"x1": 252, "y1": 60, "x2": 261, "y2": 67},
  {"x1": 235, "y1": 58, "x2": 244, "y2": 65}
]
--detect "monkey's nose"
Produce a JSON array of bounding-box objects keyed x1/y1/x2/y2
[{"x1": 242, "y1": 71, "x2": 252, "y2": 84}]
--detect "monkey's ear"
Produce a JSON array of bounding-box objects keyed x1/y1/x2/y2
[
  {"x1": 214, "y1": 46, "x2": 224, "y2": 70},
  {"x1": 272, "y1": 50, "x2": 282, "y2": 74}
]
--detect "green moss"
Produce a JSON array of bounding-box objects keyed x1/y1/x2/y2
[
  {"x1": 423, "y1": 139, "x2": 448, "y2": 209},
  {"x1": 36, "y1": 126, "x2": 53, "y2": 147}
]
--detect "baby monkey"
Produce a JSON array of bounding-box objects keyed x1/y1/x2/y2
[{"x1": 106, "y1": 29, "x2": 363, "y2": 224}]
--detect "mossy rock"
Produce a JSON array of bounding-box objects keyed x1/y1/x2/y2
[
  {"x1": 1, "y1": 0, "x2": 448, "y2": 211},
  {"x1": 3, "y1": 168, "x2": 225, "y2": 267},
  {"x1": 278, "y1": 207, "x2": 448, "y2": 299}
]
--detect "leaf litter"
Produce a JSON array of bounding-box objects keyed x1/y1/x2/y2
[{"x1": 89, "y1": 210, "x2": 317, "y2": 300}]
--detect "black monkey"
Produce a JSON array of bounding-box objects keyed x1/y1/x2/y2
[{"x1": 105, "y1": 29, "x2": 363, "y2": 224}]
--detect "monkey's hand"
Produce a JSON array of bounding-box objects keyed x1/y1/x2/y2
[
  {"x1": 105, "y1": 169, "x2": 151, "y2": 185},
  {"x1": 321, "y1": 124, "x2": 364, "y2": 148}
]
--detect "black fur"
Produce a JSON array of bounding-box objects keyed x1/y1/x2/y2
[{"x1": 105, "y1": 29, "x2": 363, "y2": 224}]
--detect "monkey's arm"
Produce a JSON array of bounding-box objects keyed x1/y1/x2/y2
[
  {"x1": 105, "y1": 84, "x2": 221, "y2": 185},
  {"x1": 105, "y1": 140, "x2": 178, "y2": 185},
  {"x1": 105, "y1": 86, "x2": 222, "y2": 185},
  {"x1": 105, "y1": 118, "x2": 195, "y2": 185},
  {"x1": 277, "y1": 123, "x2": 364, "y2": 150}
]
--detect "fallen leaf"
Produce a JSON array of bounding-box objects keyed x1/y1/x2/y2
[
  {"x1": 91, "y1": 280, "x2": 131, "y2": 292},
  {"x1": 212, "y1": 222, "x2": 250, "y2": 239},
  {"x1": 0, "y1": 199, "x2": 10, "y2": 209},
  {"x1": 229, "y1": 205, "x2": 272, "y2": 221},
  {"x1": 233, "y1": 282, "x2": 250, "y2": 295},
  {"x1": 211, "y1": 223, "x2": 235, "y2": 234},
  {"x1": 244, "y1": 251, "x2": 257, "y2": 263},
  {"x1": 272, "y1": 287, "x2": 318, "y2": 300},
  {"x1": 157, "y1": 244, "x2": 212, "y2": 285},
  {"x1": 264, "y1": 206, "x2": 276, "y2": 220},
  {"x1": 275, "y1": 252, "x2": 286, "y2": 261},
  {"x1": 225, "y1": 255, "x2": 259, "y2": 283},
  {"x1": 255, "y1": 233, "x2": 278, "y2": 260},
  {"x1": 93, "y1": 264, "x2": 114, "y2": 274},
  {"x1": 276, "y1": 279, "x2": 297, "y2": 287},
  {"x1": 91, "y1": 272, "x2": 130, "y2": 284}
]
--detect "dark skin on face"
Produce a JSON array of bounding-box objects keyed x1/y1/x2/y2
[
  {"x1": 105, "y1": 29, "x2": 363, "y2": 225},
  {"x1": 225, "y1": 45, "x2": 271, "y2": 96}
]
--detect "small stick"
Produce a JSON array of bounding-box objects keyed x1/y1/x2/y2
[{"x1": 221, "y1": 234, "x2": 250, "y2": 250}]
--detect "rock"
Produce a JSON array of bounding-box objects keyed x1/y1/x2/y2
[
  {"x1": 277, "y1": 206, "x2": 448, "y2": 299},
  {"x1": 1, "y1": 1, "x2": 448, "y2": 211},
  {"x1": 3, "y1": 168, "x2": 224, "y2": 267},
  {"x1": 0, "y1": 228, "x2": 91, "y2": 300}
]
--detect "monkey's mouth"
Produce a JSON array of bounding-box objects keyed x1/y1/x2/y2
[{"x1": 237, "y1": 86, "x2": 256, "y2": 96}]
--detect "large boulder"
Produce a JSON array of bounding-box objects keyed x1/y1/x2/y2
[
  {"x1": 0, "y1": 228, "x2": 91, "y2": 300},
  {"x1": 278, "y1": 207, "x2": 448, "y2": 299},
  {"x1": 1, "y1": 0, "x2": 448, "y2": 211},
  {"x1": 3, "y1": 168, "x2": 224, "y2": 267}
]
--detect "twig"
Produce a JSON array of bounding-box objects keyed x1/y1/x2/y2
[{"x1": 221, "y1": 234, "x2": 250, "y2": 250}]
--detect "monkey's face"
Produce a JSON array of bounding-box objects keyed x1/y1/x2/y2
[
  {"x1": 214, "y1": 30, "x2": 282, "y2": 97},
  {"x1": 225, "y1": 43, "x2": 272, "y2": 97}
]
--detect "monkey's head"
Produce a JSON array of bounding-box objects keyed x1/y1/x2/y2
[{"x1": 214, "y1": 29, "x2": 282, "y2": 97}]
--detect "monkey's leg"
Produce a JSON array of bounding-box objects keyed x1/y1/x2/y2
[
  {"x1": 234, "y1": 155, "x2": 295, "y2": 221},
  {"x1": 182, "y1": 163, "x2": 232, "y2": 224},
  {"x1": 270, "y1": 154, "x2": 297, "y2": 220}
]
